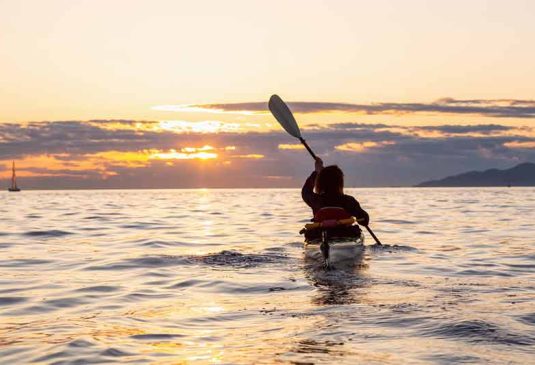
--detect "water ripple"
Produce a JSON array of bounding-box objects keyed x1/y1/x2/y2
[
  {"x1": 1, "y1": 188, "x2": 534, "y2": 364},
  {"x1": 422, "y1": 319, "x2": 535, "y2": 346},
  {"x1": 23, "y1": 230, "x2": 73, "y2": 237}
]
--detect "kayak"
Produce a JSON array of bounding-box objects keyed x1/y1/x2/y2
[
  {"x1": 300, "y1": 207, "x2": 365, "y2": 268},
  {"x1": 304, "y1": 233, "x2": 365, "y2": 266}
]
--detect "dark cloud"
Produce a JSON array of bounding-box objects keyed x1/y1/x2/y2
[
  {"x1": 1, "y1": 120, "x2": 535, "y2": 188},
  {"x1": 0, "y1": 120, "x2": 218, "y2": 158},
  {"x1": 190, "y1": 98, "x2": 535, "y2": 118},
  {"x1": 418, "y1": 124, "x2": 512, "y2": 134}
]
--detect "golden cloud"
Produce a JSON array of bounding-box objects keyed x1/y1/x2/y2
[
  {"x1": 335, "y1": 141, "x2": 395, "y2": 152},
  {"x1": 503, "y1": 141, "x2": 535, "y2": 149},
  {"x1": 0, "y1": 146, "x2": 227, "y2": 179},
  {"x1": 231, "y1": 154, "x2": 264, "y2": 159},
  {"x1": 150, "y1": 149, "x2": 218, "y2": 160},
  {"x1": 278, "y1": 143, "x2": 305, "y2": 150}
]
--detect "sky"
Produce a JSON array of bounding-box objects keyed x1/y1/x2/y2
[{"x1": 1, "y1": 0, "x2": 535, "y2": 188}]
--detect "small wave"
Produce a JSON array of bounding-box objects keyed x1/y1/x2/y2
[
  {"x1": 100, "y1": 348, "x2": 131, "y2": 357},
  {"x1": 518, "y1": 313, "x2": 535, "y2": 326},
  {"x1": 124, "y1": 292, "x2": 172, "y2": 301},
  {"x1": 0, "y1": 258, "x2": 53, "y2": 267},
  {"x1": 83, "y1": 215, "x2": 108, "y2": 220},
  {"x1": 374, "y1": 314, "x2": 430, "y2": 328},
  {"x1": 23, "y1": 230, "x2": 73, "y2": 237},
  {"x1": 424, "y1": 353, "x2": 482, "y2": 364},
  {"x1": 366, "y1": 244, "x2": 417, "y2": 253},
  {"x1": 422, "y1": 319, "x2": 535, "y2": 346},
  {"x1": 381, "y1": 219, "x2": 418, "y2": 225},
  {"x1": 24, "y1": 297, "x2": 88, "y2": 314},
  {"x1": 456, "y1": 269, "x2": 512, "y2": 277},
  {"x1": 85, "y1": 255, "x2": 190, "y2": 270},
  {"x1": 191, "y1": 250, "x2": 289, "y2": 269},
  {"x1": 33, "y1": 351, "x2": 69, "y2": 363},
  {"x1": 168, "y1": 278, "x2": 299, "y2": 294},
  {"x1": 0, "y1": 296, "x2": 27, "y2": 306},
  {"x1": 75, "y1": 285, "x2": 120, "y2": 293},
  {"x1": 139, "y1": 240, "x2": 176, "y2": 248},
  {"x1": 68, "y1": 339, "x2": 95, "y2": 348},
  {"x1": 120, "y1": 223, "x2": 149, "y2": 229},
  {"x1": 505, "y1": 263, "x2": 535, "y2": 270},
  {"x1": 43, "y1": 297, "x2": 87, "y2": 309},
  {"x1": 168, "y1": 279, "x2": 205, "y2": 289},
  {"x1": 62, "y1": 212, "x2": 79, "y2": 216}
]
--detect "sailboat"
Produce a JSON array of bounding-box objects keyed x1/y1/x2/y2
[{"x1": 8, "y1": 161, "x2": 21, "y2": 192}]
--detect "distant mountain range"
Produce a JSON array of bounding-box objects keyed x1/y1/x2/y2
[{"x1": 416, "y1": 162, "x2": 535, "y2": 187}]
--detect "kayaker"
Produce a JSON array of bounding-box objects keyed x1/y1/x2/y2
[{"x1": 302, "y1": 158, "x2": 370, "y2": 226}]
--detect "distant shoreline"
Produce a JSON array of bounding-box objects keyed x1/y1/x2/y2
[{"x1": 416, "y1": 162, "x2": 535, "y2": 187}]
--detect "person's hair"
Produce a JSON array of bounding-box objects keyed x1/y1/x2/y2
[{"x1": 315, "y1": 165, "x2": 344, "y2": 194}]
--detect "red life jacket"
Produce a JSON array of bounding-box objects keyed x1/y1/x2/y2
[{"x1": 314, "y1": 207, "x2": 352, "y2": 226}]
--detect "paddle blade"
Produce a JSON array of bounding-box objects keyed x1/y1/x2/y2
[{"x1": 268, "y1": 94, "x2": 302, "y2": 139}]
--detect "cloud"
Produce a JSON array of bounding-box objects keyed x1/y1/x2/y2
[
  {"x1": 155, "y1": 98, "x2": 535, "y2": 118},
  {"x1": 151, "y1": 146, "x2": 218, "y2": 160},
  {"x1": 335, "y1": 141, "x2": 396, "y2": 153},
  {"x1": 157, "y1": 120, "x2": 241, "y2": 133},
  {"x1": 231, "y1": 154, "x2": 265, "y2": 159},
  {"x1": 503, "y1": 141, "x2": 535, "y2": 149},
  {"x1": 418, "y1": 124, "x2": 512, "y2": 134},
  {"x1": 1, "y1": 120, "x2": 535, "y2": 187},
  {"x1": 152, "y1": 104, "x2": 259, "y2": 116},
  {"x1": 278, "y1": 143, "x2": 305, "y2": 150}
]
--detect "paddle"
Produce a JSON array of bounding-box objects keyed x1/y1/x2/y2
[
  {"x1": 268, "y1": 94, "x2": 317, "y2": 160},
  {"x1": 268, "y1": 94, "x2": 383, "y2": 246},
  {"x1": 362, "y1": 223, "x2": 383, "y2": 246}
]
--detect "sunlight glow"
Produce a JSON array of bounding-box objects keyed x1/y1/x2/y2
[
  {"x1": 89, "y1": 120, "x2": 242, "y2": 134},
  {"x1": 151, "y1": 146, "x2": 218, "y2": 160},
  {"x1": 159, "y1": 120, "x2": 240, "y2": 133},
  {"x1": 152, "y1": 104, "x2": 260, "y2": 116},
  {"x1": 91, "y1": 150, "x2": 154, "y2": 167}
]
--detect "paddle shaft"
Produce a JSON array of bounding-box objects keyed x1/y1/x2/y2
[
  {"x1": 365, "y1": 225, "x2": 382, "y2": 245},
  {"x1": 299, "y1": 138, "x2": 317, "y2": 160}
]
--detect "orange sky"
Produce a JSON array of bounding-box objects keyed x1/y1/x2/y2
[
  {"x1": 1, "y1": 0, "x2": 535, "y2": 125},
  {"x1": 1, "y1": 0, "x2": 535, "y2": 187}
]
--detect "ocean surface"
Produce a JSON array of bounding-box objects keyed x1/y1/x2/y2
[{"x1": 1, "y1": 188, "x2": 534, "y2": 364}]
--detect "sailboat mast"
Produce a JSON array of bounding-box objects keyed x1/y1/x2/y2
[
  {"x1": 11, "y1": 161, "x2": 17, "y2": 189},
  {"x1": 8, "y1": 161, "x2": 20, "y2": 191}
]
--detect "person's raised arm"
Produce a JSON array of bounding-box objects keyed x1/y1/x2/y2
[{"x1": 301, "y1": 158, "x2": 323, "y2": 208}]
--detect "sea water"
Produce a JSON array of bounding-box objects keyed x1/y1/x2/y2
[{"x1": 1, "y1": 188, "x2": 534, "y2": 364}]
